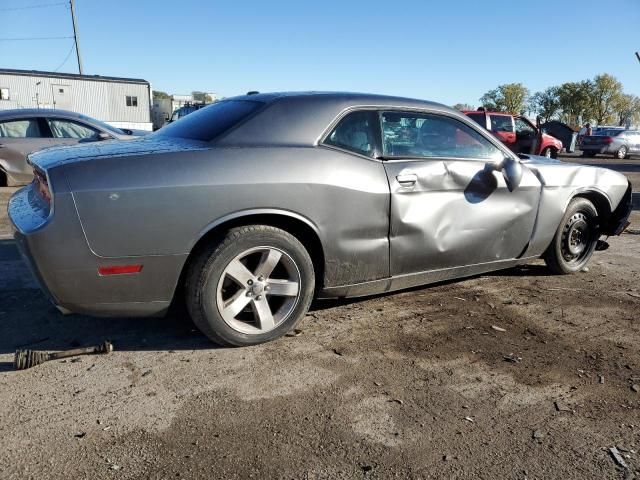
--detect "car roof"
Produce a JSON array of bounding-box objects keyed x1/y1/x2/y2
[
  {"x1": 0, "y1": 108, "x2": 88, "y2": 121},
  {"x1": 214, "y1": 91, "x2": 498, "y2": 147},
  {"x1": 229, "y1": 91, "x2": 450, "y2": 111}
]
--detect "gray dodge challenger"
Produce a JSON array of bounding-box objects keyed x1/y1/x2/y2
[{"x1": 8, "y1": 92, "x2": 632, "y2": 346}]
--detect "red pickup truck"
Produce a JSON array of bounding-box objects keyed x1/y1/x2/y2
[{"x1": 464, "y1": 109, "x2": 563, "y2": 158}]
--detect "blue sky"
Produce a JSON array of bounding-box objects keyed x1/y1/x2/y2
[{"x1": 1, "y1": 0, "x2": 638, "y2": 106}]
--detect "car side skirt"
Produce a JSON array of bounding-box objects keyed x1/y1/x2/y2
[{"x1": 319, "y1": 255, "x2": 539, "y2": 298}]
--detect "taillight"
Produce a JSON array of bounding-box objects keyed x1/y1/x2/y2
[
  {"x1": 601, "y1": 136, "x2": 613, "y2": 144},
  {"x1": 33, "y1": 169, "x2": 51, "y2": 206}
]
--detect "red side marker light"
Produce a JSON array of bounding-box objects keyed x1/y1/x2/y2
[{"x1": 98, "y1": 265, "x2": 143, "y2": 276}]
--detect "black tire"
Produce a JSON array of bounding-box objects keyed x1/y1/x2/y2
[
  {"x1": 615, "y1": 146, "x2": 628, "y2": 160},
  {"x1": 185, "y1": 225, "x2": 315, "y2": 346},
  {"x1": 0, "y1": 170, "x2": 6, "y2": 187},
  {"x1": 543, "y1": 198, "x2": 599, "y2": 274},
  {"x1": 541, "y1": 147, "x2": 552, "y2": 158}
]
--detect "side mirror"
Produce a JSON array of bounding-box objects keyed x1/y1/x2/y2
[
  {"x1": 501, "y1": 156, "x2": 523, "y2": 192},
  {"x1": 97, "y1": 132, "x2": 111, "y2": 141}
]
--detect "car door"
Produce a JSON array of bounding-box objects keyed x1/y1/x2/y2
[
  {"x1": 489, "y1": 114, "x2": 516, "y2": 151},
  {"x1": 380, "y1": 110, "x2": 542, "y2": 276},
  {"x1": 0, "y1": 117, "x2": 53, "y2": 183},
  {"x1": 45, "y1": 117, "x2": 102, "y2": 146},
  {"x1": 514, "y1": 116, "x2": 539, "y2": 154}
]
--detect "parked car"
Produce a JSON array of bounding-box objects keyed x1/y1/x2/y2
[
  {"x1": 0, "y1": 109, "x2": 148, "y2": 186},
  {"x1": 464, "y1": 110, "x2": 563, "y2": 158},
  {"x1": 580, "y1": 129, "x2": 640, "y2": 159},
  {"x1": 9, "y1": 92, "x2": 631, "y2": 346},
  {"x1": 164, "y1": 103, "x2": 208, "y2": 126}
]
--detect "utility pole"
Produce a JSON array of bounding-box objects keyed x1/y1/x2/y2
[{"x1": 70, "y1": 0, "x2": 83, "y2": 74}]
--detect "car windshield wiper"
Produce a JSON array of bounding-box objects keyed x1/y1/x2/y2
[{"x1": 376, "y1": 155, "x2": 427, "y2": 161}]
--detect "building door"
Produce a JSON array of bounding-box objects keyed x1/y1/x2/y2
[{"x1": 51, "y1": 84, "x2": 71, "y2": 110}]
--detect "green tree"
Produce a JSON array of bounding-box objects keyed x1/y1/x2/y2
[
  {"x1": 452, "y1": 103, "x2": 474, "y2": 111},
  {"x1": 529, "y1": 87, "x2": 561, "y2": 123},
  {"x1": 152, "y1": 90, "x2": 170, "y2": 100},
  {"x1": 557, "y1": 80, "x2": 594, "y2": 126},
  {"x1": 590, "y1": 73, "x2": 623, "y2": 124},
  {"x1": 615, "y1": 93, "x2": 640, "y2": 126},
  {"x1": 479, "y1": 83, "x2": 529, "y2": 114},
  {"x1": 192, "y1": 91, "x2": 213, "y2": 103}
]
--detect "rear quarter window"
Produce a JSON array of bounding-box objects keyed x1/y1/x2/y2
[
  {"x1": 466, "y1": 113, "x2": 486, "y2": 129},
  {"x1": 155, "y1": 100, "x2": 264, "y2": 141}
]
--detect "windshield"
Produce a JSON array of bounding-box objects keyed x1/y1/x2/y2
[
  {"x1": 156, "y1": 100, "x2": 264, "y2": 141},
  {"x1": 77, "y1": 114, "x2": 124, "y2": 135}
]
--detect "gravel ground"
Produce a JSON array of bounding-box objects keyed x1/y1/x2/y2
[{"x1": 1, "y1": 159, "x2": 639, "y2": 479}]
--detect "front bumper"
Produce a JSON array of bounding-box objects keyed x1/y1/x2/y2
[
  {"x1": 604, "y1": 182, "x2": 633, "y2": 236},
  {"x1": 8, "y1": 184, "x2": 184, "y2": 317}
]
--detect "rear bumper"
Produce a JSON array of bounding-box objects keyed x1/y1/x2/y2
[
  {"x1": 8, "y1": 184, "x2": 185, "y2": 317},
  {"x1": 580, "y1": 145, "x2": 614, "y2": 154}
]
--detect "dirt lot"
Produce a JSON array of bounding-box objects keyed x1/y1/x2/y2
[{"x1": 1, "y1": 161, "x2": 640, "y2": 479}]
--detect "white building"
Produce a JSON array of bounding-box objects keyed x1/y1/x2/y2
[{"x1": 0, "y1": 68, "x2": 153, "y2": 131}]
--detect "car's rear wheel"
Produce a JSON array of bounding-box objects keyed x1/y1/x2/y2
[
  {"x1": 615, "y1": 146, "x2": 628, "y2": 159},
  {"x1": 543, "y1": 198, "x2": 599, "y2": 274},
  {"x1": 185, "y1": 225, "x2": 315, "y2": 346},
  {"x1": 0, "y1": 170, "x2": 6, "y2": 187}
]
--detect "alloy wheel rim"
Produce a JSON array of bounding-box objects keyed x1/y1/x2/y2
[
  {"x1": 544, "y1": 148, "x2": 552, "y2": 158},
  {"x1": 216, "y1": 246, "x2": 301, "y2": 335},
  {"x1": 618, "y1": 147, "x2": 626, "y2": 159}
]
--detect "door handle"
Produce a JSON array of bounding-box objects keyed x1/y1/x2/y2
[{"x1": 396, "y1": 173, "x2": 417, "y2": 187}]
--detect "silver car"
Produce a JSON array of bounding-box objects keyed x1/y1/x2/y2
[
  {"x1": 0, "y1": 109, "x2": 148, "y2": 186},
  {"x1": 580, "y1": 129, "x2": 640, "y2": 159},
  {"x1": 9, "y1": 92, "x2": 632, "y2": 346}
]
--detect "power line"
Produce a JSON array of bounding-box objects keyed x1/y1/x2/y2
[
  {"x1": 53, "y1": 40, "x2": 75, "y2": 71},
  {"x1": 0, "y1": 1, "x2": 67, "y2": 12},
  {"x1": 0, "y1": 36, "x2": 74, "y2": 41}
]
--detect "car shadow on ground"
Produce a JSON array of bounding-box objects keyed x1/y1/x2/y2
[{"x1": 0, "y1": 238, "x2": 588, "y2": 373}]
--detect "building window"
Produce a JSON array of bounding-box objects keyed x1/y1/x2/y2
[
  {"x1": 126, "y1": 95, "x2": 138, "y2": 107},
  {"x1": 0, "y1": 88, "x2": 9, "y2": 100}
]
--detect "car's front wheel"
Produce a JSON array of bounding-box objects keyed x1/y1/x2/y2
[
  {"x1": 543, "y1": 198, "x2": 599, "y2": 274},
  {"x1": 541, "y1": 147, "x2": 558, "y2": 159},
  {"x1": 186, "y1": 225, "x2": 315, "y2": 346}
]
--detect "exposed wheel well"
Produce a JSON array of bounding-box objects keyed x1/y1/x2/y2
[
  {"x1": 573, "y1": 191, "x2": 612, "y2": 224},
  {"x1": 175, "y1": 214, "x2": 325, "y2": 301}
]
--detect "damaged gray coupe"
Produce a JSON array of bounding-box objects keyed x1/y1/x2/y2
[{"x1": 9, "y1": 92, "x2": 632, "y2": 346}]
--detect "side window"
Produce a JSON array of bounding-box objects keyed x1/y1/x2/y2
[
  {"x1": 489, "y1": 115, "x2": 514, "y2": 133},
  {"x1": 126, "y1": 95, "x2": 138, "y2": 107},
  {"x1": 0, "y1": 88, "x2": 9, "y2": 100},
  {"x1": 381, "y1": 111, "x2": 503, "y2": 160},
  {"x1": 466, "y1": 113, "x2": 487, "y2": 129},
  {"x1": 0, "y1": 119, "x2": 43, "y2": 138},
  {"x1": 514, "y1": 117, "x2": 536, "y2": 135},
  {"x1": 47, "y1": 119, "x2": 98, "y2": 139},
  {"x1": 324, "y1": 110, "x2": 377, "y2": 157}
]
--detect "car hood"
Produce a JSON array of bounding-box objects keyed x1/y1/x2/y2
[
  {"x1": 28, "y1": 136, "x2": 210, "y2": 171},
  {"x1": 519, "y1": 154, "x2": 564, "y2": 166}
]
